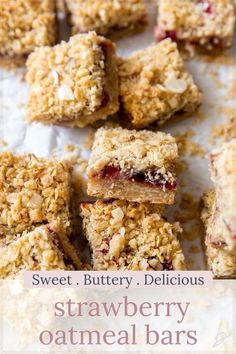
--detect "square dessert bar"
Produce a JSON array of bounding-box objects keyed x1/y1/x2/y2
[
  {"x1": 26, "y1": 32, "x2": 119, "y2": 127},
  {"x1": 65, "y1": 0, "x2": 148, "y2": 38},
  {"x1": 0, "y1": 222, "x2": 81, "y2": 279},
  {"x1": 207, "y1": 140, "x2": 236, "y2": 251},
  {"x1": 0, "y1": 0, "x2": 56, "y2": 59},
  {"x1": 80, "y1": 200, "x2": 186, "y2": 271},
  {"x1": 87, "y1": 127, "x2": 178, "y2": 204},
  {"x1": 0, "y1": 152, "x2": 71, "y2": 241},
  {"x1": 118, "y1": 39, "x2": 202, "y2": 128},
  {"x1": 201, "y1": 191, "x2": 236, "y2": 278},
  {"x1": 155, "y1": 0, "x2": 236, "y2": 51}
]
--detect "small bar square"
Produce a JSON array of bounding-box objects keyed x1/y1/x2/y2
[
  {"x1": 87, "y1": 127, "x2": 178, "y2": 204},
  {"x1": 0, "y1": 0, "x2": 56, "y2": 59},
  {"x1": 0, "y1": 152, "x2": 71, "y2": 241},
  {"x1": 201, "y1": 140, "x2": 236, "y2": 278},
  {"x1": 26, "y1": 32, "x2": 119, "y2": 127},
  {"x1": 65, "y1": 0, "x2": 148, "y2": 38},
  {"x1": 0, "y1": 222, "x2": 81, "y2": 279},
  {"x1": 80, "y1": 200, "x2": 185, "y2": 271},
  {"x1": 118, "y1": 39, "x2": 202, "y2": 128},
  {"x1": 155, "y1": 0, "x2": 236, "y2": 51},
  {"x1": 201, "y1": 191, "x2": 236, "y2": 278}
]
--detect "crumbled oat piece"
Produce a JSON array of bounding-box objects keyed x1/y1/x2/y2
[
  {"x1": 80, "y1": 200, "x2": 185, "y2": 271},
  {"x1": 155, "y1": 0, "x2": 236, "y2": 52},
  {"x1": 26, "y1": 32, "x2": 119, "y2": 127},
  {"x1": 65, "y1": 0, "x2": 147, "y2": 38},
  {"x1": 118, "y1": 39, "x2": 202, "y2": 128},
  {"x1": 0, "y1": 152, "x2": 71, "y2": 241},
  {"x1": 87, "y1": 127, "x2": 178, "y2": 204},
  {"x1": 0, "y1": 0, "x2": 56, "y2": 58},
  {"x1": 0, "y1": 222, "x2": 81, "y2": 279},
  {"x1": 175, "y1": 129, "x2": 205, "y2": 157},
  {"x1": 211, "y1": 107, "x2": 236, "y2": 144}
]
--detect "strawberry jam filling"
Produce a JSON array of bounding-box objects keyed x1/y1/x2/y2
[
  {"x1": 99, "y1": 165, "x2": 176, "y2": 190},
  {"x1": 154, "y1": 26, "x2": 177, "y2": 42}
]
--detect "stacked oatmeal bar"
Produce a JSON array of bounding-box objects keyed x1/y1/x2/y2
[
  {"x1": 201, "y1": 140, "x2": 236, "y2": 278},
  {"x1": 81, "y1": 127, "x2": 186, "y2": 270},
  {"x1": 0, "y1": 152, "x2": 81, "y2": 278}
]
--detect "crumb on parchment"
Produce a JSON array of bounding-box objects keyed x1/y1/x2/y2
[{"x1": 175, "y1": 129, "x2": 205, "y2": 157}]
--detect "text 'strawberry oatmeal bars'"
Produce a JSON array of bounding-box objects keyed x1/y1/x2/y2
[
  {"x1": 0, "y1": 0, "x2": 56, "y2": 59},
  {"x1": 26, "y1": 32, "x2": 119, "y2": 127},
  {"x1": 87, "y1": 127, "x2": 178, "y2": 204},
  {"x1": 0, "y1": 222, "x2": 81, "y2": 279},
  {"x1": 155, "y1": 0, "x2": 236, "y2": 51},
  {"x1": 201, "y1": 191, "x2": 236, "y2": 278},
  {"x1": 65, "y1": 0, "x2": 148, "y2": 38},
  {"x1": 0, "y1": 152, "x2": 72, "y2": 242},
  {"x1": 80, "y1": 200, "x2": 186, "y2": 271},
  {"x1": 118, "y1": 39, "x2": 202, "y2": 128}
]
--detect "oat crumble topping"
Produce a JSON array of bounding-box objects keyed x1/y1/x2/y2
[
  {"x1": 0, "y1": 152, "x2": 71, "y2": 240},
  {"x1": 118, "y1": 39, "x2": 202, "y2": 128},
  {"x1": 88, "y1": 127, "x2": 178, "y2": 174},
  {"x1": 0, "y1": 223, "x2": 74, "y2": 279},
  {"x1": 156, "y1": 0, "x2": 236, "y2": 50},
  {"x1": 65, "y1": 0, "x2": 147, "y2": 37},
  {"x1": 26, "y1": 32, "x2": 119, "y2": 126},
  {"x1": 80, "y1": 200, "x2": 186, "y2": 271},
  {"x1": 0, "y1": 0, "x2": 56, "y2": 58}
]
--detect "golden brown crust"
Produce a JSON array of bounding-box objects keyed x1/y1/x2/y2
[
  {"x1": 65, "y1": 0, "x2": 148, "y2": 38},
  {"x1": 0, "y1": 152, "x2": 71, "y2": 241},
  {"x1": 118, "y1": 39, "x2": 202, "y2": 128},
  {"x1": 80, "y1": 200, "x2": 186, "y2": 271},
  {"x1": 0, "y1": 0, "x2": 56, "y2": 58},
  {"x1": 26, "y1": 32, "x2": 119, "y2": 127}
]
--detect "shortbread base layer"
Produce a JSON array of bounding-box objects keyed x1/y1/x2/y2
[{"x1": 87, "y1": 177, "x2": 175, "y2": 204}]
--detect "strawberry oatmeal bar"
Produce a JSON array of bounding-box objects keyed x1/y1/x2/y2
[
  {"x1": 201, "y1": 191, "x2": 236, "y2": 278},
  {"x1": 0, "y1": 222, "x2": 81, "y2": 279},
  {"x1": 80, "y1": 200, "x2": 186, "y2": 271},
  {"x1": 87, "y1": 127, "x2": 178, "y2": 204},
  {"x1": 65, "y1": 0, "x2": 148, "y2": 38},
  {"x1": 155, "y1": 0, "x2": 236, "y2": 51},
  {"x1": 26, "y1": 32, "x2": 119, "y2": 127},
  {"x1": 0, "y1": 0, "x2": 56, "y2": 59},
  {"x1": 118, "y1": 39, "x2": 202, "y2": 128},
  {"x1": 0, "y1": 152, "x2": 72, "y2": 242},
  {"x1": 201, "y1": 140, "x2": 236, "y2": 278}
]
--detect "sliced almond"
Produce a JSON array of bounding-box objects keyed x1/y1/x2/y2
[
  {"x1": 164, "y1": 73, "x2": 187, "y2": 93},
  {"x1": 57, "y1": 84, "x2": 74, "y2": 101}
]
